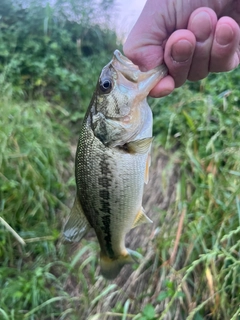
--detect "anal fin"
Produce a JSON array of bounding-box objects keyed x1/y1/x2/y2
[
  {"x1": 63, "y1": 196, "x2": 91, "y2": 242},
  {"x1": 132, "y1": 207, "x2": 153, "y2": 229}
]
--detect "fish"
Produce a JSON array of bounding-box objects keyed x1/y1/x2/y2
[{"x1": 63, "y1": 50, "x2": 167, "y2": 280}]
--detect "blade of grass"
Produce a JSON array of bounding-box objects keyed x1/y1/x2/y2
[{"x1": 0, "y1": 217, "x2": 25, "y2": 245}]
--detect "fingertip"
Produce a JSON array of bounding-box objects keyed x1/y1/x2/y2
[
  {"x1": 187, "y1": 8, "x2": 217, "y2": 81},
  {"x1": 171, "y1": 39, "x2": 195, "y2": 63},
  {"x1": 164, "y1": 30, "x2": 196, "y2": 87},
  {"x1": 210, "y1": 17, "x2": 240, "y2": 72},
  {"x1": 149, "y1": 75, "x2": 175, "y2": 97},
  {"x1": 215, "y1": 17, "x2": 240, "y2": 48},
  {"x1": 188, "y1": 7, "x2": 217, "y2": 42}
]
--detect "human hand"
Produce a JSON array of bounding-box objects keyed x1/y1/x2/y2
[{"x1": 123, "y1": 0, "x2": 240, "y2": 97}]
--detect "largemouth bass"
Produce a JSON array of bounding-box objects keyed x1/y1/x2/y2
[{"x1": 64, "y1": 50, "x2": 167, "y2": 280}]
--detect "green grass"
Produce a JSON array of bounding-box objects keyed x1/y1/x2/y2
[
  {"x1": 0, "y1": 68, "x2": 240, "y2": 319},
  {"x1": 0, "y1": 96, "x2": 117, "y2": 319},
  {"x1": 0, "y1": 97, "x2": 71, "y2": 319},
  {"x1": 147, "y1": 70, "x2": 240, "y2": 319}
]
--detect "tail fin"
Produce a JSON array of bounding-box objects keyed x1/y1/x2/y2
[{"x1": 100, "y1": 249, "x2": 142, "y2": 280}]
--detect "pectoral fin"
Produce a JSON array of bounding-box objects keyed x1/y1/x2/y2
[
  {"x1": 63, "y1": 196, "x2": 91, "y2": 242},
  {"x1": 125, "y1": 137, "x2": 153, "y2": 154},
  {"x1": 132, "y1": 207, "x2": 153, "y2": 229}
]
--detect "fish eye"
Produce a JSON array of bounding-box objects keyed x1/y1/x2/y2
[{"x1": 99, "y1": 78, "x2": 112, "y2": 93}]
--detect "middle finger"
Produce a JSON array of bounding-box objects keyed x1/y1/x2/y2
[{"x1": 187, "y1": 8, "x2": 218, "y2": 81}]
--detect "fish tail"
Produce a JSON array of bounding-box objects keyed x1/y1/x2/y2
[{"x1": 100, "y1": 249, "x2": 142, "y2": 280}]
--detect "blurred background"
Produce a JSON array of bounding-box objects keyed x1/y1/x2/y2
[{"x1": 0, "y1": 1, "x2": 240, "y2": 319}]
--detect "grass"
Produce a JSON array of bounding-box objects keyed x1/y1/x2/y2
[
  {"x1": 148, "y1": 70, "x2": 240, "y2": 319},
  {"x1": 0, "y1": 95, "x2": 71, "y2": 319},
  {"x1": 0, "y1": 68, "x2": 240, "y2": 319}
]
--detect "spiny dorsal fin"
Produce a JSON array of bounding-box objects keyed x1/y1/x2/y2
[
  {"x1": 125, "y1": 137, "x2": 153, "y2": 154},
  {"x1": 63, "y1": 196, "x2": 91, "y2": 242},
  {"x1": 132, "y1": 207, "x2": 153, "y2": 229}
]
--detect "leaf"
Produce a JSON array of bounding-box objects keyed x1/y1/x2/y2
[
  {"x1": 157, "y1": 291, "x2": 170, "y2": 302},
  {"x1": 142, "y1": 304, "x2": 155, "y2": 319}
]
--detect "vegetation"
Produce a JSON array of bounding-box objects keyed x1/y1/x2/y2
[
  {"x1": 0, "y1": 0, "x2": 240, "y2": 319},
  {"x1": 0, "y1": 0, "x2": 118, "y2": 111},
  {"x1": 150, "y1": 74, "x2": 240, "y2": 319}
]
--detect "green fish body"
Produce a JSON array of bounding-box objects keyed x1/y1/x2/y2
[{"x1": 64, "y1": 50, "x2": 167, "y2": 279}]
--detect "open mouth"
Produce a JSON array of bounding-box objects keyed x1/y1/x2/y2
[
  {"x1": 112, "y1": 50, "x2": 168, "y2": 85},
  {"x1": 112, "y1": 50, "x2": 140, "y2": 82}
]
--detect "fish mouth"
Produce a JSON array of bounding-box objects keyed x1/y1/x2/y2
[
  {"x1": 111, "y1": 50, "x2": 168, "y2": 95},
  {"x1": 113, "y1": 50, "x2": 135, "y2": 67},
  {"x1": 112, "y1": 50, "x2": 140, "y2": 82}
]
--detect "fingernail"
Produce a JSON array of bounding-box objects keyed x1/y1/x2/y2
[
  {"x1": 171, "y1": 40, "x2": 194, "y2": 63},
  {"x1": 189, "y1": 12, "x2": 212, "y2": 42},
  {"x1": 216, "y1": 24, "x2": 234, "y2": 45}
]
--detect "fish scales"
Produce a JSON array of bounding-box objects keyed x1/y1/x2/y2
[
  {"x1": 76, "y1": 121, "x2": 146, "y2": 258},
  {"x1": 63, "y1": 50, "x2": 168, "y2": 279}
]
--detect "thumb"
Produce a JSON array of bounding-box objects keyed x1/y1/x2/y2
[
  {"x1": 123, "y1": 42, "x2": 164, "y2": 72},
  {"x1": 123, "y1": 0, "x2": 174, "y2": 97},
  {"x1": 123, "y1": 2, "x2": 166, "y2": 71}
]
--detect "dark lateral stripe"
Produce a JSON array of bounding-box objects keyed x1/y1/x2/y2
[
  {"x1": 98, "y1": 155, "x2": 115, "y2": 258},
  {"x1": 98, "y1": 176, "x2": 111, "y2": 188},
  {"x1": 100, "y1": 214, "x2": 114, "y2": 258},
  {"x1": 99, "y1": 189, "x2": 110, "y2": 200}
]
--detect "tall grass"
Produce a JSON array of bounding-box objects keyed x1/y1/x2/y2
[
  {"x1": 0, "y1": 93, "x2": 118, "y2": 319},
  {"x1": 0, "y1": 96, "x2": 71, "y2": 318},
  {"x1": 143, "y1": 70, "x2": 240, "y2": 319},
  {"x1": 0, "y1": 66, "x2": 240, "y2": 319}
]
